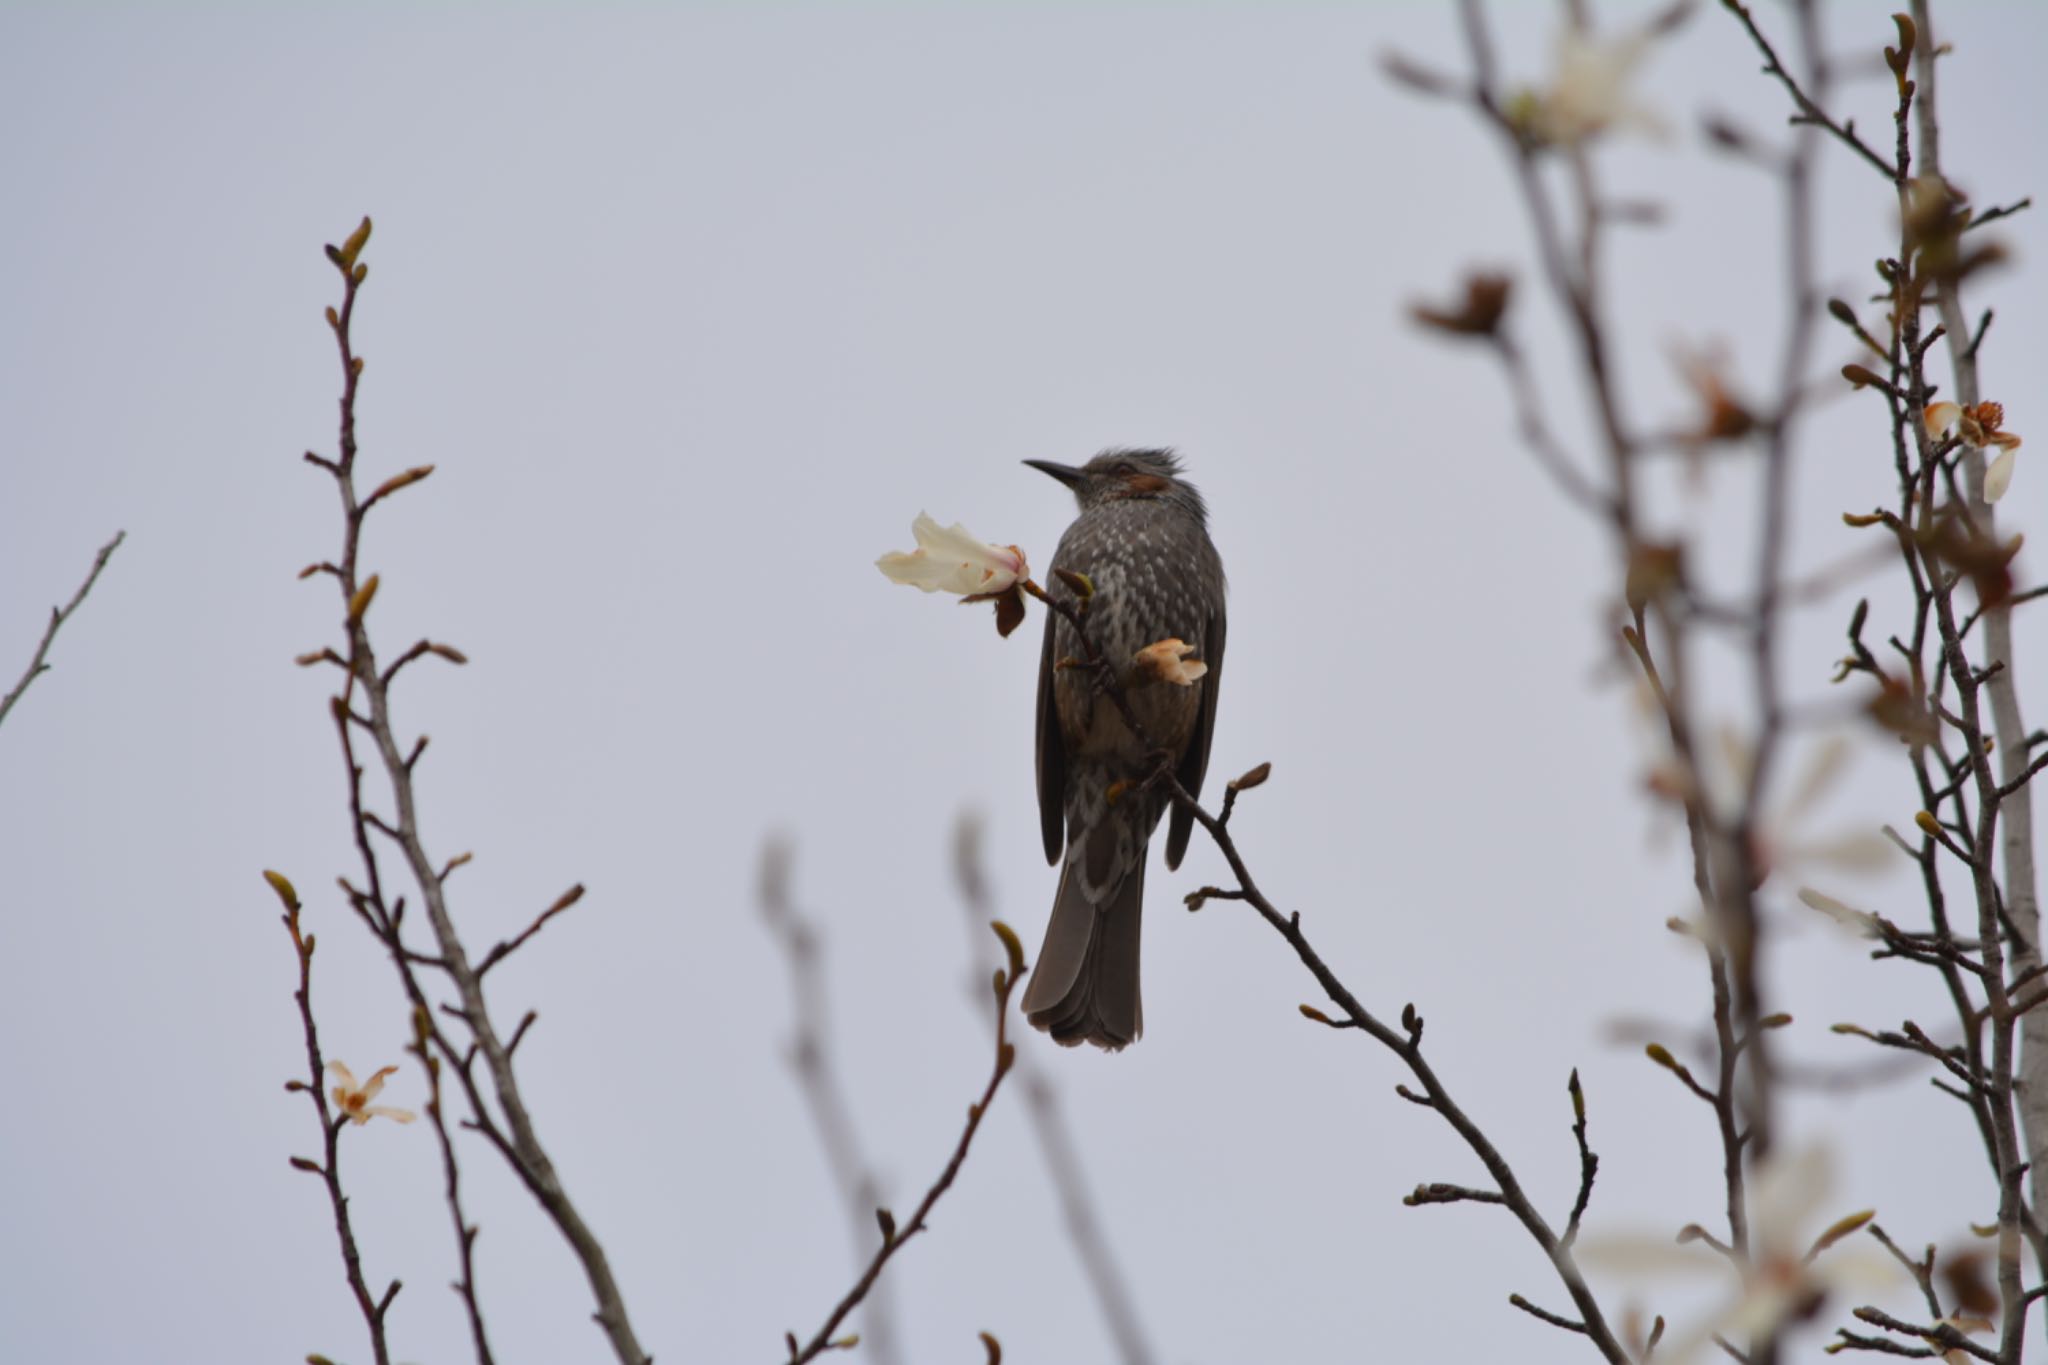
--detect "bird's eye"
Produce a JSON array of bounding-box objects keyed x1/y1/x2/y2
[{"x1": 1111, "y1": 462, "x2": 1136, "y2": 477}]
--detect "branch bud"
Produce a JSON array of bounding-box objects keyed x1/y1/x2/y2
[
  {"x1": 1645, "y1": 1042, "x2": 1696, "y2": 1086},
  {"x1": 338, "y1": 216, "x2": 373, "y2": 270},
  {"x1": 263, "y1": 869, "x2": 301, "y2": 910},
  {"x1": 347, "y1": 574, "x2": 380, "y2": 624},
  {"x1": 1809, "y1": 1209, "x2": 1876, "y2": 1259},
  {"x1": 990, "y1": 919, "x2": 1026, "y2": 979},
  {"x1": 1052, "y1": 567, "x2": 1095, "y2": 599},
  {"x1": 369, "y1": 465, "x2": 435, "y2": 503},
  {"x1": 1228, "y1": 761, "x2": 1273, "y2": 792}
]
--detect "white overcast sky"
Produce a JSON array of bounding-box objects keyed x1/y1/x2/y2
[{"x1": 3, "y1": 4, "x2": 2045, "y2": 1363}]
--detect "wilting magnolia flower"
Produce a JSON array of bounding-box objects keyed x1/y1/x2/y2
[
  {"x1": 877, "y1": 512, "x2": 1032, "y2": 637},
  {"x1": 1410, "y1": 271, "x2": 1513, "y2": 338},
  {"x1": 1708, "y1": 1145, "x2": 1897, "y2": 1345},
  {"x1": 1512, "y1": 26, "x2": 1667, "y2": 148},
  {"x1": 1581, "y1": 1143, "x2": 1898, "y2": 1359},
  {"x1": 876, "y1": 513, "x2": 1028, "y2": 596},
  {"x1": 1133, "y1": 638, "x2": 1207, "y2": 687},
  {"x1": 327, "y1": 1061, "x2": 416, "y2": 1127},
  {"x1": 1639, "y1": 717, "x2": 1895, "y2": 902},
  {"x1": 1675, "y1": 344, "x2": 1756, "y2": 445},
  {"x1": 1925, "y1": 401, "x2": 2023, "y2": 502}
]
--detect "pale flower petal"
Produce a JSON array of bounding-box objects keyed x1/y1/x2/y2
[
  {"x1": 877, "y1": 513, "x2": 1028, "y2": 597},
  {"x1": 327, "y1": 1059, "x2": 413, "y2": 1127},
  {"x1": 1575, "y1": 1232, "x2": 1723, "y2": 1278},
  {"x1": 1530, "y1": 27, "x2": 1667, "y2": 146},
  {"x1": 1985, "y1": 446, "x2": 2018, "y2": 502},
  {"x1": 1748, "y1": 1143, "x2": 1834, "y2": 1254},
  {"x1": 1782, "y1": 829, "x2": 1898, "y2": 876},
  {"x1": 359, "y1": 1065, "x2": 398, "y2": 1103},
  {"x1": 1925, "y1": 401, "x2": 1962, "y2": 437},
  {"x1": 1715, "y1": 1281, "x2": 1804, "y2": 1345},
  {"x1": 1797, "y1": 887, "x2": 1880, "y2": 938},
  {"x1": 1779, "y1": 736, "x2": 1851, "y2": 827}
]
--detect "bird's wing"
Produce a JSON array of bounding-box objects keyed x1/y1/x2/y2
[
  {"x1": 1035, "y1": 604, "x2": 1068, "y2": 865},
  {"x1": 1165, "y1": 604, "x2": 1225, "y2": 870}
]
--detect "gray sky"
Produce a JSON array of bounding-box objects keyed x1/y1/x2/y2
[{"x1": 2, "y1": 4, "x2": 2045, "y2": 1362}]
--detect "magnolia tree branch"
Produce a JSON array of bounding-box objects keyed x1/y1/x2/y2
[
  {"x1": 270, "y1": 877, "x2": 398, "y2": 1365},
  {"x1": 759, "y1": 841, "x2": 905, "y2": 1365},
  {"x1": 1374, "y1": 3, "x2": 2040, "y2": 1359},
  {"x1": 1029, "y1": 580, "x2": 1627, "y2": 1361},
  {"x1": 414, "y1": 1011, "x2": 496, "y2": 1365},
  {"x1": 1714, "y1": 2, "x2": 2042, "y2": 1359},
  {"x1": 952, "y1": 814, "x2": 1159, "y2": 1365},
  {"x1": 1909, "y1": 0, "x2": 2046, "y2": 1258},
  {"x1": 0, "y1": 529, "x2": 124, "y2": 733},
  {"x1": 1175, "y1": 768, "x2": 1627, "y2": 1362},
  {"x1": 292, "y1": 219, "x2": 650, "y2": 1365},
  {"x1": 1389, "y1": 5, "x2": 1806, "y2": 1345}
]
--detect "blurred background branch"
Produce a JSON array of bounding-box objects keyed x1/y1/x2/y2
[{"x1": 758, "y1": 838, "x2": 904, "y2": 1365}]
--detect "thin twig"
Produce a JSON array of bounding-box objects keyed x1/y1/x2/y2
[
  {"x1": 1719, "y1": 0, "x2": 1891, "y2": 177},
  {"x1": 275, "y1": 885, "x2": 396, "y2": 1365},
  {"x1": 0, "y1": 530, "x2": 124, "y2": 732},
  {"x1": 1562, "y1": 1068, "x2": 1599, "y2": 1248},
  {"x1": 415, "y1": 1027, "x2": 495, "y2": 1365}
]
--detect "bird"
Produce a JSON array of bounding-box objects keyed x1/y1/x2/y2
[{"x1": 1020, "y1": 449, "x2": 1226, "y2": 1050}]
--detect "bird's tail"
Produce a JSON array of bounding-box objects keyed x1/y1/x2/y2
[{"x1": 1022, "y1": 847, "x2": 1145, "y2": 1050}]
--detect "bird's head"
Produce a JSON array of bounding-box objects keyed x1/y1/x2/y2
[{"x1": 1024, "y1": 449, "x2": 1207, "y2": 523}]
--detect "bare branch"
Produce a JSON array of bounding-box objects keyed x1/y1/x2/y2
[
  {"x1": 272, "y1": 880, "x2": 394, "y2": 1365},
  {"x1": 302, "y1": 222, "x2": 650, "y2": 1365},
  {"x1": 0, "y1": 530, "x2": 125, "y2": 732}
]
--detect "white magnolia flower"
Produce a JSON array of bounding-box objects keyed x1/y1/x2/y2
[
  {"x1": 1712, "y1": 1145, "x2": 1897, "y2": 1343},
  {"x1": 1639, "y1": 717, "x2": 1895, "y2": 899},
  {"x1": 1517, "y1": 26, "x2": 1668, "y2": 148},
  {"x1": 327, "y1": 1061, "x2": 417, "y2": 1127},
  {"x1": 876, "y1": 513, "x2": 1028, "y2": 597},
  {"x1": 1133, "y1": 638, "x2": 1207, "y2": 687},
  {"x1": 1925, "y1": 401, "x2": 2023, "y2": 502},
  {"x1": 1581, "y1": 1143, "x2": 1899, "y2": 1359}
]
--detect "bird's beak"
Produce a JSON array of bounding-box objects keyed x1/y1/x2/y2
[{"x1": 1023, "y1": 459, "x2": 1085, "y2": 490}]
